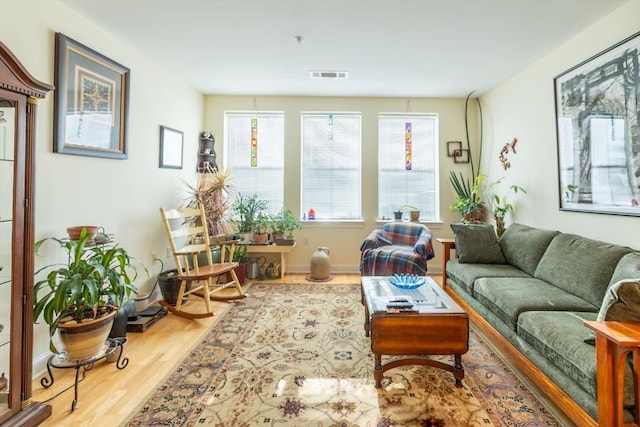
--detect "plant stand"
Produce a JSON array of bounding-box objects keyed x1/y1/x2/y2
[{"x1": 40, "y1": 337, "x2": 128, "y2": 412}]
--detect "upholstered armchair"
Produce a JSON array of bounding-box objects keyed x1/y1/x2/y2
[{"x1": 359, "y1": 222, "x2": 435, "y2": 276}]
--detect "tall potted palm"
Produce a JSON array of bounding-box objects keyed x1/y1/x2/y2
[
  {"x1": 33, "y1": 228, "x2": 142, "y2": 361},
  {"x1": 183, "y1": 168, "x2": 236, "y2": 241}
]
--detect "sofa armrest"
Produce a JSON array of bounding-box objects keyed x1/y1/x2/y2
[
  {"x1": 437, "y1": 238, "x2": 456, "y2": 287},
  {"x1": 583, "y1": 321, "x2": 640, "y2": 427}
]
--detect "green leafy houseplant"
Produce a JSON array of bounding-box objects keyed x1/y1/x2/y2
[
  {"x1": 231, "y1": 193, "x2": 269, "y2": 234},
  {"x1": 33, "y1": 228, "x2": 142, "y2": 354},
  {"x1": 232, "y1": 244, "x2": 248, "y2": 263},
  {"x1": 486, "y1": 179, "x2": 527, "y2": 237},
  {"x1": 271, "y1": 207, "x2": 302, "y2": 240},
  {"x1": 450, "y1": 173, "x2": 486, "y2": 223}
]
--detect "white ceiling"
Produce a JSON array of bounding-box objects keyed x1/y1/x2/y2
[{"x1": 60, "y1": 0, "x2": 627, "y2": 98}]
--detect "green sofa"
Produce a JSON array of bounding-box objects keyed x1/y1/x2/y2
[{"x1": 444, "y1": 223, "x2": 640, "y2": 424}]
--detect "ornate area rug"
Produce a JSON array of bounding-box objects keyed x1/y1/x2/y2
[{"x1": 123, "y1": 283, "x2": 559, "y2": 426}]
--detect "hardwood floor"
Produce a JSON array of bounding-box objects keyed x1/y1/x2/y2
[
  {"x1": 31, "y1": 273, "x2": 572, "y2": 426},
  {"x1": 31, "y1": 274, "x2": 359, "y2": 426}
]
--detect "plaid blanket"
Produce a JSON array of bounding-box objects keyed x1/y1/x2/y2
[{"x1": 359, "y1": 222, "x2": 435, "y2": 276}]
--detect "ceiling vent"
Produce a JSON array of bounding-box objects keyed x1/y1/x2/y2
[{"x1": 310, "y1": 71, "x2": 349, "y2": 79}]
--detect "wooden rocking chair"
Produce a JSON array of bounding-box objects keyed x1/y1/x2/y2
[{"x1": 159, "y1": 204, "x2": 246, "y2": 319}]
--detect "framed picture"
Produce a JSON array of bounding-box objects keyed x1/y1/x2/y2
[
  {"x1": 447, "y1": 141, "x2": 462, "y2": 157},
  {"x1": 453, "y1": 149, "x2": 470, "y2": 164},
  {"x1": 159, "y1": 126, "x2": 183, "y2": 169},
  {"x1": 53, "y1": 33, "x2": 130, "y2": 159},
  {"x1": 554, "y1": 31, "x2": 640, "y2": 216}
]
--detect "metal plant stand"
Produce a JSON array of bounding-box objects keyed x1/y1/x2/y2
[{"x1": 40, "y1": 337, "x2": 128, "y2": 411}]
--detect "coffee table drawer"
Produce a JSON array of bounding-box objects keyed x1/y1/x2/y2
[{"x1": 371, "y1": 314, "x2": 469, "y2": 355}]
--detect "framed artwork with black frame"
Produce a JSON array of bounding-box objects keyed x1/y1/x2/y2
[
  {"x1": 53, "y1": 33, "x2": 130, "y2": 159},
  {"x1": 554, "y1": 31, "x2": 640, "y2": 216},
  {"x1": 159, "y1": 126, "x2": 184, "y2": 169}
]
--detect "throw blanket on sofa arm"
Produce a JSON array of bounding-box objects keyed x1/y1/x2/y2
[{"x1": 359, "y1": 222, "x2": 435, "y2": 276}]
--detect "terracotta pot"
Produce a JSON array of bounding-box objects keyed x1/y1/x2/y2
[
  {"x1": 57, "y1": 307, "x2": 117, "y2": 362},
  {"x1": 253, "y1": 233, "x2": 269, "y2": 245},
  {"x1": 67, "y1": 225, "x2": 99, "y2": 243},
  {"x1": 409, "y1": 210, "x2": 420, "y2": 222}
]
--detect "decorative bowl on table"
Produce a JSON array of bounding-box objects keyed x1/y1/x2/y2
[{"x1": 388, "y1": 274, "x2": 425, "y2": 289}]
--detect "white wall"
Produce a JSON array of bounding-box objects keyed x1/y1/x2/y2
[
  {"x1": 480, "y1": 0, "x2": 640, "y2": 250},
  {"x1": 1, "y1": 0, "x2": 204, "y2": 369},
  {"x1": 205, "y1": 95, "x2": 480, "y2": 273}
]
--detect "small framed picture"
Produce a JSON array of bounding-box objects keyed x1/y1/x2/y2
[
  {"x1": 447, "y1": 141, "x2": 462, "y2": 157},
  {"x1": 159, "y1": 126, "x2": 183, "y2": 169}
]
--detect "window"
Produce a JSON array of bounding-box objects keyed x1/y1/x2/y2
[
  {"x1": 301, "y1": 113, "x2": 361, "y2": 220},
  {"x1": 224, "y1": 112, "x2": 284, "y2": 213},
  {"x1": 378, "y1": 114, "x2": 439, "y2": 221}
]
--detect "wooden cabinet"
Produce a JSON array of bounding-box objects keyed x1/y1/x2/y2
[
  {"x1": 0, "y1": 41, "x2": 53, "y2": 426},
  {"x1": 197, "y1": 131, "x2": 218, "y2": 173}
]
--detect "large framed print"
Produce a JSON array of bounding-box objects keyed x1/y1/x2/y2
[
  {"x1": 554, "y1": 31, "x2": 640, "y2": 216},
  {"x1": 54, "y1": 33, "x2": 130, "y2": 159}
]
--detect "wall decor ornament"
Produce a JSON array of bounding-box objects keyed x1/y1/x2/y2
[
  {"x1": 498, "y1": 138, "x2": 518, "y2": 170},
  {"x1": 447, "y1": 141, "x2": 462, "y2": 157},
  {"x1": 53, "y1": 33, "x2": 130, "y2": 159},
  {"x1": 159, "y1": 126, "x2": 183, "y2": 169},
  {"x1": 554, "y1": 30, "x2": 640, "y2": 216},
  {"x1": 453, "y1": 148, "x2": 470, "y2": 164}
]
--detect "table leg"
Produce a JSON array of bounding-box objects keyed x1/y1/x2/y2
[
  {"x1": 280, "y1": 253, "x2": 286, "y2": 279},
  {"x1": 453, "y1": 354, "x2": 464, "y2": 387},
  {"x1": 374, "y1": 353, "x2": 383, "y2": 387}
]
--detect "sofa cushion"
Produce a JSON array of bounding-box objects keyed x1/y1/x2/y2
[
  {"x1": 517, "y1": 311, "x2": 598, "y2": 397},
  {"x1": 534, "y1": 233, "x2": 633, "y2": 307},
  {"x1": 474, "y1": 277, "x2": 598, "y2": 330},
  {"x1": 446, "y1": 259, "x2": 531, "y2": 295},
  {"x1": 499, "y1": 223, "x2": 559, "y2": 276},
  {"x1": 450, "y1": 223, "x2": 505, "y2": 264},
  {"x1": 609, "y1": 252, "x2": 640, "y2": 286}
]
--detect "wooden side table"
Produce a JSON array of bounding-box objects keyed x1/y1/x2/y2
[
  {"x1": 247, "y1": 243, "x2": 296, "y2": 279},
  {"x1": 436, "y1": 238, "x2": 455, "y2": 286},
  {"x1": 584, "y1": 321, "x2": 640, "y2": 427}
]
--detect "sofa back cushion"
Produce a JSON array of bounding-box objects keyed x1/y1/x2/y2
[
  {"x1": 450, "y1": 223, "x2": 505, "y2": 264},
  {"x1": 534, "y1": 233, "x2": 633, "y2": 307},
  {"x1": 499, "y1": 223, "x2": 558, "y2": 276},
  {"x1": 609, "y1": 252, "x2": 640, "y2": 286}
]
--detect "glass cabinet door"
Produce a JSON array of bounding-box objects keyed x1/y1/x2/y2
[{"x1": 0, "y1": 98, "x2": 15, "y2": 412}]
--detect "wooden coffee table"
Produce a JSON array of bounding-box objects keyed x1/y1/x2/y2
[{"x1": 361, "y1": 276, "x2": 469, "y2": 387}]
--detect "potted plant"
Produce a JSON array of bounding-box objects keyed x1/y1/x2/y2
[
  {"x1": 486, "y1": 179, "x2": 527, "y2": 237},
  {"x1": 272, "y1": 207, "x2": 302, "y2": 245},
  {"x1": 183, "y1": 168, "x2": 237, "y2": 242},
  {"x1": 253, "y1": 212, "x2": 271, "y2": 245},
  {"x1": 33, "y1": 228, "x2": 143, "y2": 361},
  {"x1": 231, "y1": 193, "x2": 269, "y2": 244},
  {"x1": 450, "y1": 172, "x2": 486, "y2": 223},
  {"x1": 393, "y1": 205, "x2": 420, "y2": 222},
  {"x1": 227, "y1": 244, "x2": 249, "y2": 283}
]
